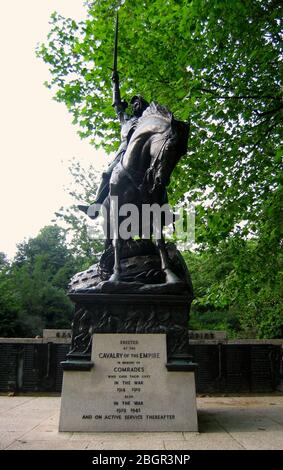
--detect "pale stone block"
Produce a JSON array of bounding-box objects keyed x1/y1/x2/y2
[{"x1": 59, "y1": 334, "x2": 198, "y2": 432}]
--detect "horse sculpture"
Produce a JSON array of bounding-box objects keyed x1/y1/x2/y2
[
  {"x1": 63, "y1": 22, "x2": 196, "y2": 402},
  {"x1": 94, "y1": 102, "x2": 190, "y2": 286}
]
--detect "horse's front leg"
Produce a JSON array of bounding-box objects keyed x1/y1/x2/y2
[
  {"x1": 107, "y1": 183, "x2": 122, "y2": 283},
  {"x1": 109, "y1": 238, "x2": 121, "y2": 282},
  {"x1": 156, "y1": 237, "x2": 181, "y2": 284}
]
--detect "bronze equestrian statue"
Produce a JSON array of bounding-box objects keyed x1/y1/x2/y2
[
  {"x1": 66, "y1": 14, "x2": 195, "y2": 367},
  {"x1": 71, "y1": 14, "x2": 191, "y2": 294}
]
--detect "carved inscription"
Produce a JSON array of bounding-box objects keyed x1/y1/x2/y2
[{"x1": 82, "y1": 334, "x2": 176, "y2": 425}]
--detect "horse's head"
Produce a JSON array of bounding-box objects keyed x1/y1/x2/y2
[
  {"x1": 122, "y1": 102, "x2": 190, "y2": 199},
  {"x1": 150, "y1": 115, "x2": 190, "y2": 193}
]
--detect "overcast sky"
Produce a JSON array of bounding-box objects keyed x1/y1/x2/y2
[{"x1": 0, "y1": 1, "x2": 110, "y2": 259}]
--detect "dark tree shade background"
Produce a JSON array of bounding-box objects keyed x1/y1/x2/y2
[{"x1": 0, "y1": 0, "x2": 281, "y2": 338}]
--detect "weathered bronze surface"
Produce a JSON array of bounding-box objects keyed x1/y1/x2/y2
[{"x1": 74, "y1": 89, "x2": 190, "y2": 294}]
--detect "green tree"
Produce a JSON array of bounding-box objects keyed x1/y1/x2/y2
[
  {"x1": 184, "y1": 214, "x2": 283, "y2": 339},
  {"x1": 0, "y1": 226, "x2": 77, "y2": 337},
  {"x1": 36, "y1": 0, "x2": 282, "y2": 338},
  {"x1": 15, "y1": 225, "x2": 72, "y2": 280},
  {"x1": 0, "y1": 256, "x2": 22, "y2": 337},
  {"x1": 37, "y1": 0, "x2": 282, "y2": 244},
  {"x1": 54, "y1": 159, "x2": 103, "y2": 264},
  {"x1": 0, "y1": 252, "x2": 8, "y2": 268}
]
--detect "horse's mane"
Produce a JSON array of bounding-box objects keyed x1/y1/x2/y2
[{"x1": 138, "y1": 102, "x2": 172, "y2": 124}]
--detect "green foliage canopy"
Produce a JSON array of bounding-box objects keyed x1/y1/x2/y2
[
  {"x1": 37, "y1": 0, "x2": 282, "y2": 245},
  {"x1": 0, "y1": 226, "x2": 78, "y2": 337},
  {"x1": 32, "y1": 0, "x2": 283, "y2": 338}
]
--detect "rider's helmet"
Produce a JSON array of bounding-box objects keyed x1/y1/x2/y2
[{"x1": 130, "y1": 95, "x2": 149, "y2": 117}]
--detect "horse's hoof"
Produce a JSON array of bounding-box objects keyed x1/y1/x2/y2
[
  {"x1": 78, "y1": 204, "x2": 100, "y2": 219},
  {"x1": 164, "y1": 268, "x2": 181, "y2": 284},
  {"x1": 78, "y1": 204, "x2": 88, "y2": 214},
  {"x1": 108, "y1": 272, "x2": 121, "y2": 283}
]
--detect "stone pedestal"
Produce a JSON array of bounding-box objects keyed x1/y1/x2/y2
[
  {"x1": 59, "y1": 333, "x2": 198, "y2": 432},
  {"x1": 64, "y1": 293, "x2": 194, "y2": 365},
  {"x1": 59, "y1": 292, "x2": 198, "y2": 432}
]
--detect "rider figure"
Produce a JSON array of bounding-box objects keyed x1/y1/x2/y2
[{"x1": 79, "y1": 71, "x2": 149, "y2": 218}]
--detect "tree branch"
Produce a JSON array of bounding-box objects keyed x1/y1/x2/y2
[
  {"x1": 255, "y1": 104, "x2": 283, "y2": 118},
  {"x1": 198, "y1": 87, "x2": 276, "y2": 100},
  {"x1": 202, "y1": 78, "x2": 278, "y2": 99}
]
